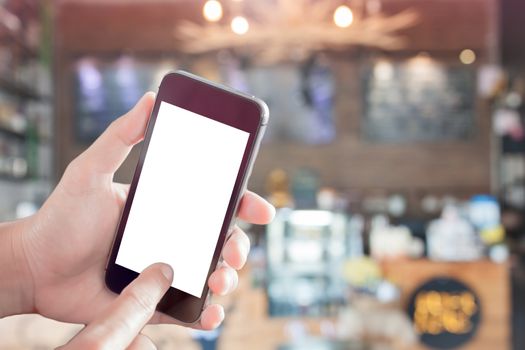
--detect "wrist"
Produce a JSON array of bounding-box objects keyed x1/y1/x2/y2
[{"x1": 0, "y1": 218, "x2": 35, "y2": 317}]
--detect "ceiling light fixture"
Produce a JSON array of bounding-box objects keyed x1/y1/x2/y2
[
  {"x1": 203, "y1": 0, "x2": 223, "y2": 22},
  {"x1": 231, "y1": 16, "x2": 249, "y2": 35},
  {"x1": 333, "y1": 5, "x2": 354, "y2": 28},
  {"x1": 177, "y1": 0, "x2": 419, "y2": 64}
]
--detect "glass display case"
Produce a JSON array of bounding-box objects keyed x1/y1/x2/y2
[{"x1": 266, "y1": 209, "x2": 350, "y2": 317}]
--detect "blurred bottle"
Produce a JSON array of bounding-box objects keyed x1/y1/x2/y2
[
  {"x1": 347, "y1": 214, "x2": 364, "y2": 258},
  {"x1": 468, "y1": 195, "x2": 505, "y2": 245},
  {"x1": 266, "y1": 168, "x2": 293, "y2": 208},
  {"x1": 291, "y1": 168, "x2": 319, "y2": 209},
  {"x1": 427, "y1": 205, "x2": 483, "y2": 261},
  {"x1": 317, "y1": 187, "x2": 337, "y2": 211}
]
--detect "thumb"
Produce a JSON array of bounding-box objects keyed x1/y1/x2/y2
[
  {"x1": 59, "y1": 263, "x2": 172, "y2": 350},
  {"x1": 78, "y1": 92, "x2": 156, "y2": 178}
]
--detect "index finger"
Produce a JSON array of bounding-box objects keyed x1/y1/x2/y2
[
  {"x1": 237, "y1": 191, "x2": 275, "y2": 225},
  {"x1": 78, "y1": 92, "x2": 155, "y2": 178},
  {"x1": 64, "y1": 263, "x2": 173, "y2": 349}
]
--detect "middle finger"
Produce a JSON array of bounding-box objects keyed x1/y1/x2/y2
[{"x1": 222, "y1": 227, "x2": 250, "y2": 270}]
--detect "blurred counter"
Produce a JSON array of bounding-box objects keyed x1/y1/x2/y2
[
  {"x1": 382, "y1": 259, "x2": 509, "y2": 350},
  {"x1": 219, "y1": 259, "x2": 510, "y2": 350}
]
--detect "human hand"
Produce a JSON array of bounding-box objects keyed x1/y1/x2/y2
[
  {"x1": 58, "y1": 263, "x2": 173, "y2": 350},
  {"x1": 10, "y1": 93, "x2": 274, "y2": 329}
]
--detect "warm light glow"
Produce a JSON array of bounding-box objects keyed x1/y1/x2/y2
[
  {"x1": 333, "y1": 5, "x2": 354, "y2": 28},
  {"x1": 231, "y1": 16, "x2": 249, "y2": 35},
  {"x1": 374, "y1": 60, "x2": 394, "y2": 80},
  {"x1": 203, "y1": 0, "x2": 223, "y2": 22},
  {"x1": 459, "y1": 49, "x2": 476, "y2": 65}
]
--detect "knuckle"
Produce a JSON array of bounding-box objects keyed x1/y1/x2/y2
[
  {"x1": 61, "y1": 155, "x2": 99, "y2": 194},
  {"x1": 108, "y1": 118, "x2": 132, "y2": 146},
  {"x1": 125, "y1": 287, "x2": 157, "y2": 315},
  {"x1": 62, "y1": 157, "x2": 86, "y2": 189},
  {"x1": 133, "y1": 334, "x2": 158, "y2": 350},
  {"x1": 77, "y1": 336, "x2": 110, "y2": 350},
  {"x1": 64, "y1": 156, "x2": 81, "y2": 177},
  {"x1": 108, "y1": 118, "x2": 123, "y2": 133}
]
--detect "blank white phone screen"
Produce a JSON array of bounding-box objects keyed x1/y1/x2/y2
[{"x1": 116, "y1": 101, "x2": 249, "y2": 297}]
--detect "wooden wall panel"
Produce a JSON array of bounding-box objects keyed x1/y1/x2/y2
[{"x1": 53, "y1": 0, "x2": 498, "y2": 199}]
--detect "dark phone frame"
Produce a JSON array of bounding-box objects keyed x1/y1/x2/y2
[{"x1": 105, "y1": 71, "x2": 268, "y2": 323}]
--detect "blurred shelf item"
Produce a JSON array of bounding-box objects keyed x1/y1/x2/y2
[
  {"x1": 0, "y1": 76, "x2": 47, "y2": 100},
  {"x1": 0, "y1": 2, "x2": 39, "y2": 57},
  {"x1": 0, "y1": 1, "x2": 53, "y2": 221},
  {"x1": 0, "y1": 155, "x2": 28, "y2": 179},
  {"x1": 270, "y1": 262, "x2": 330, "y2": 276},
  {"x1": 0, "y1": 29, "x2": 38, "y2": 59},
  {"x1": 492, "y1": 74, "x2": 525, "y2": 211},
  {"x1": 0, "y1": 173, "x2": 28, "y2": 182},
  {"x1": 491, "y1": 69, "x2": 525, "y2": 350},
  {"x1": 0, "y1": 125, "x2": 25, "y2": 139}
]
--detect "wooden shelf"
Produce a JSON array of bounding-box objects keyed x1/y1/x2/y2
[
  {"x1": 0, "y1": 173, "x2": 29, "y2": 182},
  {"x1": 0, "y1": 76, "x2": 46, "y2": 100},
  {"x1": 0, "y1": 125, "x2": 26, "y2": 139},
  {"x1": 0, "y1": 31, "x2": 38, "y2": 59}
]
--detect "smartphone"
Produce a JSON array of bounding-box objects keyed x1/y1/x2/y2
[{"x1": 105, "y1": 71, "x2": 269, "y2": 323}]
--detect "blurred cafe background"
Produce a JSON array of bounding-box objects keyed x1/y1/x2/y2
[{"x1": 1, "y1": 0, "x2": 525, "y2": 349}]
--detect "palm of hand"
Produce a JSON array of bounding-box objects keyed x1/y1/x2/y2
[
  {"x1": 24, "y1": 170, "x2": 125, "y2": 324},
  {"x1": 20, "y1": 94, "x2": 155, "y2": 325}
]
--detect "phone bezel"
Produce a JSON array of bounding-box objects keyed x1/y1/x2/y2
[{"x1": 105, "y1": 71, "x2": 267, "y2": 323}]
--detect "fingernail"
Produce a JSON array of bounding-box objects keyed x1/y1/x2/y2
[
  {"x1": 218, "y1": 306, "x2": 225, "y2": 322},
  {"x1": 239, "y1": 239, "x2": 250, "y2": 259},
  {"x1": 159, "y1": 264, "x2": 173, "y2": 281},
  {"x1": 228, "y1": 269, "x2": 239, "y2": 294},
  {"x1": 209, "y1": 311, "x2": 225, "y2": 330},
  {"x1": 221, "y1": 272, "x2": 232, "y2": 296},
  {"x1": 268, "y1": 204, "x2": 276, "y2": 221},
  {"x1": 213, "y1": 307, "x2": 225, "y2": 328}
]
